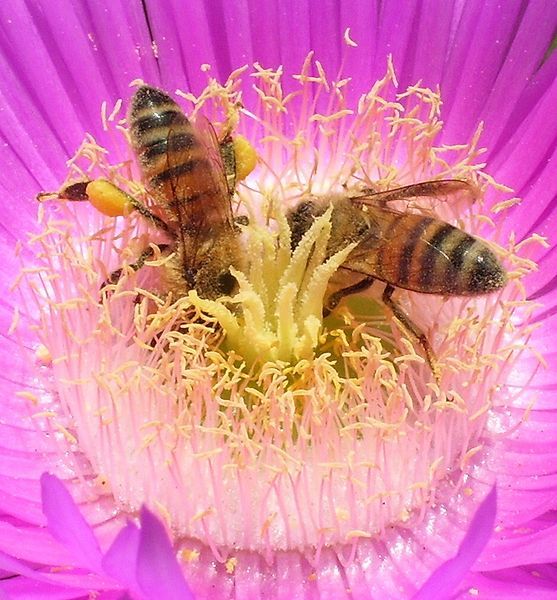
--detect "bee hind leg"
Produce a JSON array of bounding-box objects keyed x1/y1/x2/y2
[
  {"x1": 323, "y1": 276, "x2": 375, "y2": 318},
  {"x1": 128, "y1": 197, "x2": 171, "y2": 234},
  {"x1": 382, "y1": 284, "x2": 440, "y2": 380},
  {"x1": 101, "y1": 243, "x2": 171, "y2": 291}
]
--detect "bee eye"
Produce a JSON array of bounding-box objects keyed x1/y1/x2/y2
[
  {"x1": 217, "y1": 271, "x2": 237, "y2": 295},
  {"x1": 234, "y1": 215, "x2": 249, "y2": 226},
  {"x1": 295, "y1": 201, "x2": 316, "y2": 217}
]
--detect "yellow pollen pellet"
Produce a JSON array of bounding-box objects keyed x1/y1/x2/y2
[
  {"x1": 85, "y1": 179, "x2": 133, "y2": 217},
  {"x1": 233, "y1": 135, "x2": 257, "y2": 181}
]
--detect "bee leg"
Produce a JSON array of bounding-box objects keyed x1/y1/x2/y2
[
  {"x1": 54, "y1": 181, "x2": 171, "y2": 234},
  {"x1": 234, "y1": 215, "x2": 249, "y2": 227},
  {"x1": 323, "y1": 276, "x2": 375, "y2": 317},
  {"x1": 219, "y1": 135, "x2": 237, "y2": 196},
  {"x1": 128, "y1": 197, "x2": 171, "y2": 234},
  {"x1": 382, "y1": 284, "x2": 440, "y2": 380},
  {"x1": 101, "y1": 243, "x2": 170, "y2": 290}
]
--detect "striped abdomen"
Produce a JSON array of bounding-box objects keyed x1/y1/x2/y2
[
  {"x1": 128, "y1": 85, "x2": 222, "y2": 228},
  {"x1": 374, "y1": 212, "x2": 506, "y2": 295}
]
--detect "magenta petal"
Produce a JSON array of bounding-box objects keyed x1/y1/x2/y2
[
  {"x1": 0, "y1": 578, "x2": 86, "y2": 600},
  {"x1": 479, "y1": 2, "x2": 557, "y2": 154},
  {"x1": 0, "y1": 3, "x2": 554, "y2": 600},
  {"x1": 0, "y1": 548, "x2": 108, "y2": 593},
  {"x1": 460, "y1": 565, "x2": 557, "y2": 599},
  {"x1": 413, "y1": 487, "x2": 497, "y2": 599},
  {"x1": 40, "y1": 473, "x2": 103, "y2": 573},
  {"x1": 479, "y1": 520, "x2": 557, "y2": 570},
  {"x1": 0, "y1": 520, "x2": 74, "y2": 565},
  {"x1": 135, "y1": 507, "x2": 193, "y2": 600},
  {"x1": 440, "y1": 2, "x2": 531, "y2": 144}
]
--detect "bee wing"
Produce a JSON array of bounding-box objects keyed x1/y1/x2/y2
[
  {"x1": 352, "y1": 179, "x2": 478, "y2": 208},
  {"x1": 156, "y1": 112, "x2": 235, "y2": 271},
  {"x1": 191, "y1": 114, "x2": 235, "y2": 227},
  {"x1": 157, "y1": 112, "x2": 234, "y2": 230}
]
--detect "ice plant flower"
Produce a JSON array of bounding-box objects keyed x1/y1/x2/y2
[{"x1": 1, "y1": 2, "x2": 557, "y2": 599}]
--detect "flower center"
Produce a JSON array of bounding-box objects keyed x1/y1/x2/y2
[
  {"x1": 190, "y1": 203, "x2": 356, "y2": 365},
  {"x1": 16, "y1": 58, "x2": 542, "y2": 560}
]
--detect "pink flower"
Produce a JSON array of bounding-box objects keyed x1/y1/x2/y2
[{"x1": 1, "y1": 2, "x2": 557, "y2": 599}]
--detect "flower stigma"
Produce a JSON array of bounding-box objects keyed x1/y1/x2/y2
[{"x1": 15, "y1": 53, "x2": 545, "y2": 579}]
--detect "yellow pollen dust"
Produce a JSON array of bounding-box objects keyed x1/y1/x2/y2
[{"x1": 35, "y1": 343, "x2": 52, "y2": 365}]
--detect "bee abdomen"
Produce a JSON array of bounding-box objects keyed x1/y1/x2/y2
[
  {"x1": 150, "y1": 160, "x2": 204, "y2": 186},
  {"x1": 397, "y1": 217, "x2": 436, "y2": 285},
  {"x1": 415, "y1": 221, "x2": 506, "y2": 295},
  {"x1": 377, "y1": 214, "x2": 506, "y2": 296},
  {"x1": 141, "y1": 132, "x2": 196, "y2": 162},
  {"x1": 129, "y1": 86, "x2": 210, "y2": 198}
]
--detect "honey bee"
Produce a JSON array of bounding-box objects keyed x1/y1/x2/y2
[
  {"x1": 56, "y1": 85, "x2": 256, "y2": 300},
  {"x1": 287, "y1": 180, "x2": 507, "y2": 371},
  {"x1": 125, "y1": 85, "x2": 244, "y2": 299}
]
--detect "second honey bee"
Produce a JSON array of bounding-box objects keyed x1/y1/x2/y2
[{"x1": 288, "y1": 180, "x2": 507, "y2": 371}]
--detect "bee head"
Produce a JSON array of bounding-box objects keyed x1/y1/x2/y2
[
  {"x1": 215, "y1": 270, "x2": 237, "y2": 296},
  {"x1": 287, "y1": 200, "x2": 321, "y2": 250}
]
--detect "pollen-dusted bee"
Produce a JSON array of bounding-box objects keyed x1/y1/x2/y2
[
  {"x1": 125, "y1": 85, "x2": 245, "y2": 300},
  {"x1": 53, "y1": 85, "x2": 257, "y2": 300},
  {"x1": 287, "y1": 180, "x2": 507, "y2": 371}
]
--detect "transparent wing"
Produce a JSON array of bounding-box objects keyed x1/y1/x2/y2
[
  {"x1": 344, "y1": 205, "x2": 465, "y2": 295},
  {"x1": 192, "y1": 114, "x2": 234, "y2": 226},
  {"x1": 157, "y1": 112, "x2": 235, "y2": 273},
  {"x1": 351, "y1": 179, "x2": 478, "y2": 216}
]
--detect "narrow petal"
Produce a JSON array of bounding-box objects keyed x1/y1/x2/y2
[
  {"x1": 0, "y1": 521, "x2": 73, "y2": 565},
  {"x1": 0, "y1": 549, "x2": 110, "y2": 593},
  {"x1": 413, "y1": 487, "x2": 497, "y2": 599},
  {"x1": 40, "y1": 473, "x2": 103, "y2": 573},
  {"x1": 102, "y1": 522, "x2": 141, "y2": 595},
  {"x1": 136, "y1": 507, "x2": 194, "y2": 600}
]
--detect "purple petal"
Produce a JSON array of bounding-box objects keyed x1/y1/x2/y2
[
  {"x1": 413, "y1": 487, "x2": 497, "y2": 599},
  {"x1": 40, "y1": 473, "x2": 103, "y2": 573},
  {"x1": 136, "y1": 507, "x2": 193, "y2": 600},
  {"x1": 489, "y1": 51, "x2": 557, "y2": 164},
  {"x1": 0, "y1": 578, "x2": 86, "y2": 600},
  {"x1": 102, "y1": 521, "x2": 141, "y2": 595},
  {"x1": 487, "y1": 76, "x2": 557, "y2": 240},
  {"x1": 0, "y1": 3, "x2": 555, "y2": 600},
  {"x1": 479, "y1": 2, "x2": 557, "y2": 155}
]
